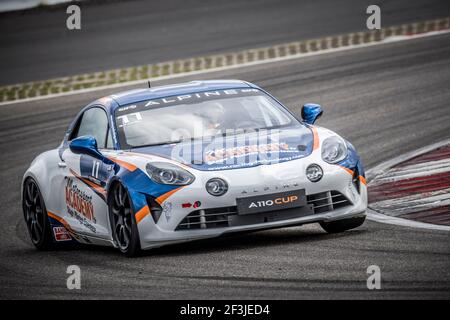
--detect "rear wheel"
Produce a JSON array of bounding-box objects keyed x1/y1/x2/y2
[
  {"x1": 22, "y1": 178, "x2": 53, "y2": 250},
  {"x1": 109, "y1": 182, "x2": 141, "y2": 257},
  {"x1": 320, "y1": 216, "x2": 366, "y2": 234}
]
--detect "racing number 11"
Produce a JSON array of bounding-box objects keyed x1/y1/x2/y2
[{"x1": 92, "y1": 161, "x2": 100, "y2": 179}]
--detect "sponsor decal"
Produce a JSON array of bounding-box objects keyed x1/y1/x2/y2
[
  {"x1": 204, "y1": 142, "x2": 291, "y2": 164},
  {"x1": 181, "y1": 201, "x2": 201, "y2": 209},
  {"x1": 66, "y1": 178, "x2": 95, "y2": 221},
  {"x1": 117, "y1": 104, "x2": 137, "y2": 113},
  {"x1": 163, "y1": 201, "x2": 173, "y2": 222},
  {"x1": 53, "y1": 227, "x2": 72, "y2": 242},
  {"x1": 142, "y1": 89, "x2": 259, "y2": 108},
  {"x1": 65, "y1": 178, "x2": 97, "y2": 233},
  {"x1": 237, "y1": 189, "x2": 306, "y2": 215},
  {"x1": 248, "y1": 195, "x2": 299, "y2": 209},
  {"x1": 240, "y1": 182, "x2": 300, "y2": 194},
  {"x1": 116, "y1": 89, "x2": 260, "y2": 118},
  {"x1": 193, "y1": 201, "x2": 201, "y2": 208},
  {"x1": 167, "y1": 129, "x2": 307, "y2": 169}
]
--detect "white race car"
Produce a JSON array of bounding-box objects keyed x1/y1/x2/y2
[{"x1": 22, "y1": 80, "x2": 367, "y2": 256}]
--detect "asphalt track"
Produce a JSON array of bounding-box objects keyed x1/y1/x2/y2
[
  {"x1": 1, "y1": 0, "x2": 450, "y2": 85},
  {"x1": 0, "y1": 32, "x2": 450, "y2": 299}
]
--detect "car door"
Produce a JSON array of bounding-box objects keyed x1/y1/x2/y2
[{"x1": 60, "y1": 107, "x2": 115, "y2": 241}]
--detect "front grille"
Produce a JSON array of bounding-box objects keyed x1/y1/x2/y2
[
  {"x1": 307, "y1": 190, "x2": 352, "y2": 214},
  {"x1": 175, "y1": 190, "x2": 352, "y2": 230},
  {"x1": 175, "y1": 206, "x2": 237, "y2": 230}
]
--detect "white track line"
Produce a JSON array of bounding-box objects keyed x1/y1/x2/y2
[
  {"x1": 372, "y1": 159, "x2": 450, "y2": 183},
  {"x1": 367, "y1": 208, "x2": 450, "y2": 232},
  {"x1": 1, "y1": 29, "x2": 449, "y2": 107},
  {"x1": 370, "y1": 189, "x2": 450, "y2": 216}
]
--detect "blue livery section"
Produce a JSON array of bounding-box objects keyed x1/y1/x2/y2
[
  {"x1": 338, "y1": 141, "x2": 365, "y2": 177},
  {"x1": 112, "y1": 164, "x2": 179, "y2": 215},
  {"x1": 79, "y1": 154, "x2": 111, "y2": 187},
  {"x1": 119, "y1": 166, "x2": 178, "y2": 199},
  {"x1": 132, "y1": 126, "x2": 315, "y2": 171},
  {"x1": 110, "y1": 80, "x2": 253, "y2": 107}
]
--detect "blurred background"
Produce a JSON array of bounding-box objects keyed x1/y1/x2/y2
[{"x1": 1, "y1": 0, "x2": 449, "y2": 85}]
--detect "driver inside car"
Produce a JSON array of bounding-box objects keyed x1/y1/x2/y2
[{"x1": 202, "y1": 102, "x2": 226, "y2": 136}]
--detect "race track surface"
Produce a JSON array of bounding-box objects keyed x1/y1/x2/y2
[
  {"x1": 0, "y1": 32, "x2": 449, "y2": 299},
  {"x1": 1, "y1": 0, "x2": 449, "y2": 85}
]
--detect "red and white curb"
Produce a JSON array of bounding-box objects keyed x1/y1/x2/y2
[{"x1": 367, "y1": 139, "x2": 450, "y2": 231}]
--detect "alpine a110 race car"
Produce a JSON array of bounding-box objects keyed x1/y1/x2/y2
[{"x1": 22, "y1": 80, "x2": 367, "y2": 256}]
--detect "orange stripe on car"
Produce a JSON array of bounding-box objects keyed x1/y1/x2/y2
[
  {"x1": 135, "y1": 205, "x2": 150, "y2": 224},
  {"x1": 311, "y1": 127, "x2": 319, "y2": 150},
  {"x1": 338, "y1": 166, "x2": 367, "y2": 185},
  {"x1": 69, "y1": 169, "x2": 106, "y2": 197},
  {"x1": 359, "y1": 176, "x2": 367, "y2": 185},
  {"x1": 47, "y1": 211, "x2": 73, "y2": 232},
  {"x1": 81, "y1": 177, "x2": 106, "y2": 197},
  {"x1": 339, "y1": 166, "x2": 354, "y2": 176},
  {"x1": 108, "y1": 157, "x2": 137, "y2": 172},
  {"x1": 156, "y1": 186, "x2": 184, "y2": 205}
]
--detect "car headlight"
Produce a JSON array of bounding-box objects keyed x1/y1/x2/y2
[
  {"x1": 146, "y1": 162, "x2": 195, "y2": 185},
  {"x1": 206, "y1": 178, "x2": 228, "y2": 196},
  {"x1": 321, "y1": 136, "x2": 348, "y2": 163}
]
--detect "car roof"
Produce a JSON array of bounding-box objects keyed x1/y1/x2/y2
[{"x1": 96, "y1": 80, "x2": 257, "y2": 110}]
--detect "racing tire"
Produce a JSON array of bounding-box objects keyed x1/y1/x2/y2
[
  {"x1": 109, "y1": 182, "x2": 141, "y2": 257},
  {"x1": 22, "y1": 178, "x2": 54, "y2": 250},
  {"x1": 320, "y1": 216, "x2": 366, "y2": 234}
]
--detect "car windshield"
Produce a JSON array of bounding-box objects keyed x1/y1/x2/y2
[{"x1": 114, "y1": 88, "x2": 299, "y2": 148}]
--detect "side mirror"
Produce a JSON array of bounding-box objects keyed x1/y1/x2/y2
[
  {"x1": 301, "y1": 103, "x2": 323, "y2": 125},
  {"x1": 69, "y1": 135, "x2": 103, "y2": 159}
]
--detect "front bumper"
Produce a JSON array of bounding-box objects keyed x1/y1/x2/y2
[{"x1": 136, "y1": 157, "x2": 368, "y2": 250}]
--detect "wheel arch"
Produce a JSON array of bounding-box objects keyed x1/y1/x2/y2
[{"x1": 21, "y1": 151, "x2": 57, "y2": 210}]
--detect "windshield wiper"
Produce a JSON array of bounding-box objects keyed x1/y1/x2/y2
[
  {"x1": 255, "y1": 123, "x2": 290, "y2": 131},
  {"x1": 132, "y1": 139, "x2": 183, "y2": 148}
]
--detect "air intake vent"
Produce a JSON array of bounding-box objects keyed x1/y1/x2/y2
[
  {"x1": 176, "y1": 206, "x2": 237, "y2": 230},
  {"x1": 352, "y1": 167, "x2": 361, "y2": 194},
  {"x1": 307, "y1": 190, "x2": 352, "y2": 214}
]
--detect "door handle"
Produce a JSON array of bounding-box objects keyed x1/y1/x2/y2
[{"x1": 58, "y1": 162, "x2": 67, "y2": 168}]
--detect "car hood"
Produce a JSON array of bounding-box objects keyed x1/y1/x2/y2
[{"x1": 131, "y1": 125, "x2": 315, "y2": 171}]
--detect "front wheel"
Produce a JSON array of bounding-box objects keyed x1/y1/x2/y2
[
  {"x1": 109, "y1": 182, "x2": 141, "y2": 257},
  {"x1": 22, "y1": 178, "x2": 54, "y2": 250},
  {"x1": 320, "y1": 216, "x2": 366, "y2": 234}
]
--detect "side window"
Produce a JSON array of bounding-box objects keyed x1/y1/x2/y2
[
  {"x1": 106, "y1": 129, "x2": 114, "y2": 149},
  {"x1": 73, "y1": 107, "x2": 109, "y2": 148}
]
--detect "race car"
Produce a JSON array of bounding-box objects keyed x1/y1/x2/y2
[{"x1": 22, "y1": 80, "x2": 367, "y2": 256}]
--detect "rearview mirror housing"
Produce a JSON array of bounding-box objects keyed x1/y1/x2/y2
[
  {"x1": 69, "y1": 135, "x2": 103, "y2": 159},
  {"x1": 301, "y1": 103, "x2": 323, "y2": 125}
]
